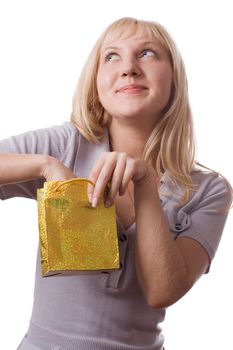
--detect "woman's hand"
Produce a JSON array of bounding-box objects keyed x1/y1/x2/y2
[
  {"x1": 40, "y1": 155, "x2": 76, "y2": 182},
  {"x1": 87, "y1": 151, "x2": 157, "y2": 208}
]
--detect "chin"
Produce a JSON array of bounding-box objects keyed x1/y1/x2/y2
[
  {"x1": 112, "y1": 105, "x2": 149, "y2": 118},
  {"x1": 111, "y1": 112, "x2": 146, "y2": 121}
]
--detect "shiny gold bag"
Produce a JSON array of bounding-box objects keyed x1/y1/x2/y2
[{"x1": 37, "y1": 178, "x2": 119, "y2": 277}]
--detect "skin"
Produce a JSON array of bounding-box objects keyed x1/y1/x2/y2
[
  {"x1": 89, "y1": 33, "x2": 173, "y2": 205},
  {"x1": 0, "y1": 27, "x2": 211, "y2": 309},
  {"x1": 96, "y1": 33, "x2": 173, "y2": 162},
  {"x1": 86, "y1": 31, "x2": 210, "y2": 308}
]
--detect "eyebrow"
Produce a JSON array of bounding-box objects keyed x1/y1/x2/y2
[{"x1": 102, "y1": 41, "x2": 161, "y2": 52}]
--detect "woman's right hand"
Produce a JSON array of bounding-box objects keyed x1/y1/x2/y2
[{"x1": 40, "y1": 155, "x2": 76, "y2": 182}]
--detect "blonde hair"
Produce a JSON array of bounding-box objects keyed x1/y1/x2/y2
[{"x1": 70, "y1": 17, "x2": 232, "y2": 207}]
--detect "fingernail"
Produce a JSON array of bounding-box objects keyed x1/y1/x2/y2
[
  {"x1": 88, "y1": 193, "x2": 92, "y2": 203},
  {"x1": 92, "y1": 197, "x2": 98, "y2": 208},
  {"x1": 105, "y1": 199, "x2": 112, "y2": 208}
]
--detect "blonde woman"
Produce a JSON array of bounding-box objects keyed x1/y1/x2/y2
[{"x1": 0, "y1": 17, "x2": 231, "y2": 350}]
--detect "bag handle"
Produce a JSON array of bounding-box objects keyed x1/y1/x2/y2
[{"x1": 53, "y1": 178, "x2": 95, "y2": 192}]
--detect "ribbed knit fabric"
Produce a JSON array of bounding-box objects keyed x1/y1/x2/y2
[{"x1": 26, "y1": 321, "x2": 164, "y2": 350}]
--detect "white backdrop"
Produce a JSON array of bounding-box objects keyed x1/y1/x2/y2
[{"x1": 0, "y1": 1, "x2": 232, "y2": 349}]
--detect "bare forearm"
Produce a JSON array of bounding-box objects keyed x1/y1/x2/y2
[
  {"x1": 0, "y1": 152, "x2": 50, "y2": 186},
  {"x1": 134, "y1": 174, "x2": 189, "y2": 308}
]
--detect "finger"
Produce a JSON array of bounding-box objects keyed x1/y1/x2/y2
[
  {"x1": 119, "y1": 157, "x2": 136, "y2": 195},
  {"x1": 87, "y1": 154, "x2": 105, "y2": 202},
  {"x1": 91, "y1": 154, "x2": 117, "y2": 207},
  {"x1": 105, "y1": 153, "x2": 127, "y2": 206}
]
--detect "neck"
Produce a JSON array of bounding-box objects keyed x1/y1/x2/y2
[{"x1": 108, "y1": 117, "x2": 153, "y2": 159}]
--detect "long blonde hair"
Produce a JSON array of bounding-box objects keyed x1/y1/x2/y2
[{"x1": 71, "y1": 17, "x2": 232, "y2": 206}]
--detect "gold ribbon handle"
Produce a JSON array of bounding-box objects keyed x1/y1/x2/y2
[
  {"x1": 53, "y1": 178, "x2": 95, "y2": 193},
  {"x1": 53, "y1": 178, "x2": 111, "y2": 203}
]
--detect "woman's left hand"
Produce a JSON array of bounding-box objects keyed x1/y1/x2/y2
[{"x1": 87, "y1": 151, "x2": 157, "y2": 207}]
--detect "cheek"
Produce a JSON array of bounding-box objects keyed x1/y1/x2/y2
[
  {"x1": 96, "y1": 71, "x2": 104, "y2": 97},
  {"x1": 96, "y1": 70, "x2": 114, "y2": 111},
  {"x1": 97, "y1": 69, "x2": 111, "y2": 98},
  {"x1": 158, "y1": 66, "x2": 173, "y2": 101}
]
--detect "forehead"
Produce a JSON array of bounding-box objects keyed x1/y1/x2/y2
[{"x1": 101, "y1": 25, "x2": 165, "y2": 52}]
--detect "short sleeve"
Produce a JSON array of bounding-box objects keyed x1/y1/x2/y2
[
  {"x1": 0, "y1": 121, "x2": 78, "y2": 200},
  {"x1": 164, "y1": 172, "x2": 232, "y2": 273}
]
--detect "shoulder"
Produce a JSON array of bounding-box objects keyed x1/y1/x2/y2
[
  {"x1": 161, "y1": 170, "x2": 232, "y2": 267},
  {"x1": 0, "y1": 120, "x2": 79, "y2": 146},
  {"x1": 35, "y1": 120, "x2": 79, "y2": 141},
  {"x1": 0, "y1": 120, "x2": 80, "y2": 160},
  {"x1": 56, "y1": 120, "x2": 79, "y2": 134},
  {"x1": 23, "y1": 120, "x2": 80, "y2": 145},
  {"x1": 162, "y1": 170, "x2": 232, "y2": 212},
  {"x1": 189, "y1": 170, "x2": 232, "y2": 211}
]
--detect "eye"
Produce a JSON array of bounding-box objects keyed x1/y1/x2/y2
[
  {"x1": 139, "y1": 49, "x2": 157, "y2": 58},
  {"x1": 104, "y1": 52, "x2": 120, "y2": 62}
]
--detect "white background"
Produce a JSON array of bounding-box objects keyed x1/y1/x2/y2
[{"x1": 0, "y1": 1, "x2": 232, "y2": 349}]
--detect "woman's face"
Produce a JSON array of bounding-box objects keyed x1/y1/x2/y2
[{"x1": 96, "y1": 31, "x2": 173, "y2": 125}]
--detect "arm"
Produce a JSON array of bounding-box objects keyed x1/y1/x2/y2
[
  {"x1": 134, "y1": 170, "x2": 210, "y2": 309},
  {"x1": 0, "y1": 122, "x2": 79, "y2": 198},
  {"x1": 0, "y1": 152, "x2": 76, "y2": 188},
  {"x1": 0, "y1": 152, "x2": 50, "y2": 186},
  {"x1": 87, "y1": 152, "x2": 230, "y2": 308}
]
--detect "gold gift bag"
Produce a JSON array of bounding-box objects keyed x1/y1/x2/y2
[{"x1": 37, "y1": 178, "x2": 120, "y2": 277}]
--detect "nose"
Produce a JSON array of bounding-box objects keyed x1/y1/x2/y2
[{"x1": 120, "y1": 57, "x2": 141, "y2": 77}]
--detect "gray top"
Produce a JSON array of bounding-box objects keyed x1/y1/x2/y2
[{"x1": 0, "y1": 121, "x2": 230, "y2": 350}]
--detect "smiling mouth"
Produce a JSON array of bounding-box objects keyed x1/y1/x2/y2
[{"x1": 118, "y1": 87, "x2": 147, "y2": 94}]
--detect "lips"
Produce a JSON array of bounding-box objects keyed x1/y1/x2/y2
[{"x1": 117, "y1": 84, "x2": 147, "y2": 93}]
